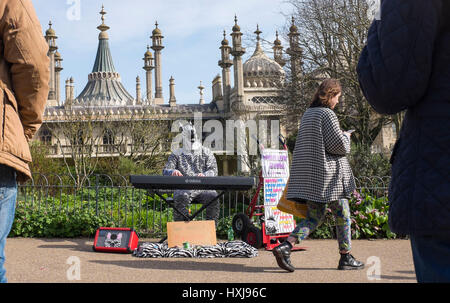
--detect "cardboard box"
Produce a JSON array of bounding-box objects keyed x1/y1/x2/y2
[{"x1": 167, "y1": 220, "x2": 217, "y2": 248}]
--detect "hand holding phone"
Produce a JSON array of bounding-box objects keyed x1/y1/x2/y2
[{"x1": 343, "y1": 129, "x2": 355, "y2": 138}]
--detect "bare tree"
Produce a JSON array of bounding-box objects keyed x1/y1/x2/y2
[
  {"x1": 109, "y1": 110, "x2": 170, "y2": 173},
  {"x1": 46, "y1": 106, "x2": 171, "y2": 187},
  {"x1": 283, "y1": 0, "x2": 401, "y2": 146},
  {"x1": 46, "y1": 107, "x2": 103, "y2": 188}
]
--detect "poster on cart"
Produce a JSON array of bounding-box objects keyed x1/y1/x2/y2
[
  {"x1": 261, "y1": 149, "x2": 289, "y2": 178},
  {"x1": 262, "y1": 149, "x2": 296, "y2": 235}
]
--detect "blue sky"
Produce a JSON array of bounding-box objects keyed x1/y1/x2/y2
[{"x1": 33, "y1": 0, "x2": 293, "y2": 105}]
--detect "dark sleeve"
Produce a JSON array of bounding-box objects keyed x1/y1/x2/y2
[{"x1": 357, "y1": 0, "x2": 442, "y2": 115}]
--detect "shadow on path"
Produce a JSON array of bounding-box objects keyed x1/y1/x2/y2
[
  {"x1": 89, "y1": 259, "x2": 339, "y2": 274},
  {"x1": 37, "y1": 238, "x2": 94, "y2": 253},
  {"x1": 90, "y1": 259, "x2": 268, "y2": 273}
]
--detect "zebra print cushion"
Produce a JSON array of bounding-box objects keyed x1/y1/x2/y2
[{"x1": 132, "y1": 240, "x2": 258, "y2": 258}]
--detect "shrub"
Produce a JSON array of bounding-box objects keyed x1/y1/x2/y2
[
  {"x1": 10, "y1": 203, "x2": 114, "y2": 238},
  {"x1": 349, "y1": 189, "x2": 396, "y2": 239},
  {"x1": 29, "y1": 141, "x2": 66, "y2": 175},
  {"x1": 348, "y1": 144, "x2": 391, "y2": 179},
  {"x1": 306, "y1": 189, "x2": 396, "y2": 240}
]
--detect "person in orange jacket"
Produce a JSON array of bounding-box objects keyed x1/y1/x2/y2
[{"x1": 0, "y1": 0, "x2": 50, "y2": 283}]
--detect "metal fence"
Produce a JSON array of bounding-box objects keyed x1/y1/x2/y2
[{"x1": 17, "y1": 173, "x2": 390, "y2": 237}]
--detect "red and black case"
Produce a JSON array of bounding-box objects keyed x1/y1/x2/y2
[{"x1": 93, "y1": 227, "x2": 139, "y2": 253}]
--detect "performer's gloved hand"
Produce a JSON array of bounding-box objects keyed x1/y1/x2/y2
[{"x1": 171, "y1": 170, "x2": 183, "y2": 176}]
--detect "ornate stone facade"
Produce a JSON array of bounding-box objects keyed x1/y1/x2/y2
[
  {"x1": 37, "y1": 6, "x2": 395, "y2": 176},
  {"x1": 37, "y1": 6, "x2": 299, "y2": 175}
]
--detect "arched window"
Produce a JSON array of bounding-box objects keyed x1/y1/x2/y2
[
  {"x1": 40, "y1": 129, "x2": 52, "y2": 145},
  {"x1": 103, "y1": 129, "x2": 115, "y2": 153},
  {"x1": 69, "y1": 129, "x2": 84, "y2": 153}
]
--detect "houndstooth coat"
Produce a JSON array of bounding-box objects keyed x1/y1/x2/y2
[{"x1": 286, "y1": 107, "x2": 356, "y2": 204}]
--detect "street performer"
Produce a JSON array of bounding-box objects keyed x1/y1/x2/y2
[{"x1": 163, "y1": 123, "x2": 219, "y2": 226}]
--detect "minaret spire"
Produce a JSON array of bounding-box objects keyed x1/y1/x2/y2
[
  {"x1": 97, "y1": 5, "x2": 110, "y2": 39},
  {"x1": 169, "y1": 76, "x2": 176, "y2": 107},
  {"x1": 45, "y1": 21, "x2": 58, "y2": 104},
  {"x1": 287, "y1": 16, "x2": 303, "y2": 82},
  {"x1": 151, "y1": 21, "x2": 165, "y2": 104},
  {"x1": 253, "y1": 24, "x2": 264, "y2": 56},
  {"x1": 255, "y1": 24, "x2": 261, "y2": 41},
  {"x1": 198, "y1": 81, "x2": 205, "y2": 105},
  {"x1": 273, "y1": 30, "x2": 285, "y2": 67},
  {"x1": 218, "y1": 29, "x2": 233, "y2": 112},
  {"x1": 143, "y1": 45, "x2": 154, "y2": 104},
  {"x1": 230, "y1": 15, "x2": 246, "y2": 104}
]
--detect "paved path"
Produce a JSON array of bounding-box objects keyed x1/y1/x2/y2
[{"x1": 4, "y1": 238, "x2": 416, "y2": 283}]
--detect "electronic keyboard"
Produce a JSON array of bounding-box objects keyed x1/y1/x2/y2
[{"x1": 129, "y1": 175, "x2": 255, "y2": 191}]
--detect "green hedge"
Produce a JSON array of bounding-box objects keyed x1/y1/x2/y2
[{"x1": 10, "y1": 204, "x2": 113, "y2": 238}]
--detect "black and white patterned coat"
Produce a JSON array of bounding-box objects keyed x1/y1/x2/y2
[{"x1": 286, "y1": 107, "x2": 355, "y2": 204}]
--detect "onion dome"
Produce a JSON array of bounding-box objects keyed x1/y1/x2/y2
[
  {"x1": 221, "y1": 30, "x2": 229, "y2": 46},
  {"x1": 144, "y1": 45, "x2": 153, "y2": 58},
  {"x1": 232, "y1": 15, "x2": 240, "y2": 32},
  {"x1": 54, "y1": 51, "x2": 62, "y2": 61},
  {"x1": 243, "y1": 26, "x2": 285, "y2": 88},
  {"x1": 45, "y1": 21, "x2": 57, "y2": 37},
  {"x1": 152, "y1": 21, "x2": 162, "y2": 36},
  {"x1": 289, "y1": 16, "x2": 298, "y2": 33},
  {"x1": 274, "y1": 31, "x2": 282, "y2": 46},
  {"x1": 45, "y1": 21, "x2": 58, "y2": 52}
]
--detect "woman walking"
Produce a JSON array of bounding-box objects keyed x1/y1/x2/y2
[{"x1": 273, "y1": 79, "x2": 364, "y2": 272}]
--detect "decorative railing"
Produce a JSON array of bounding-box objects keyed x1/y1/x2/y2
[{"x1": 17, "y1": 173, "x2": 389, "y2": 237}]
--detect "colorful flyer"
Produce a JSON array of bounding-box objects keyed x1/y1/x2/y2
[
  {"x1": 261, "y1": 149, "x2": 289, "y2": 178},
  {"x1": 261, "y1": 149, "x2": 295, "y2": 235}
]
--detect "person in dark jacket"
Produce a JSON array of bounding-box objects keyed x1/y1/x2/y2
[{"x1": 357, "y1": 0, "x2": 450, "y2": 282}]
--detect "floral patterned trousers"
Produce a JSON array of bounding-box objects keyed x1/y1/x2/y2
[{"x1": 290, "y1": 199, "x2": 352, "y2": 252}]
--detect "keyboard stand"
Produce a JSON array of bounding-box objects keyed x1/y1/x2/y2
[{"x1": 150, "y1": 189, "x2": 226, "y2": 243}]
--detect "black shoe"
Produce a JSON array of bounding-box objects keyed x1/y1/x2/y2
[
  {"x1": 272, "y1": 241, "x2": 295, "y2": 272},
  {"x1": 338, "y1": 253, "x2": 365, "y2": 270}
]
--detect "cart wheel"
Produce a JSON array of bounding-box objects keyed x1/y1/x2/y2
[
  {"x1": 232, "y1": 213, "x2": 251, "y2": 236},
  {"x1": 242, "y1": 225, "x2": 263, "y2": 249}
]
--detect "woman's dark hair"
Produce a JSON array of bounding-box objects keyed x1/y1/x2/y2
[{"x1": 309, "y1": 78, "x2": 342, "y2": 108}]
